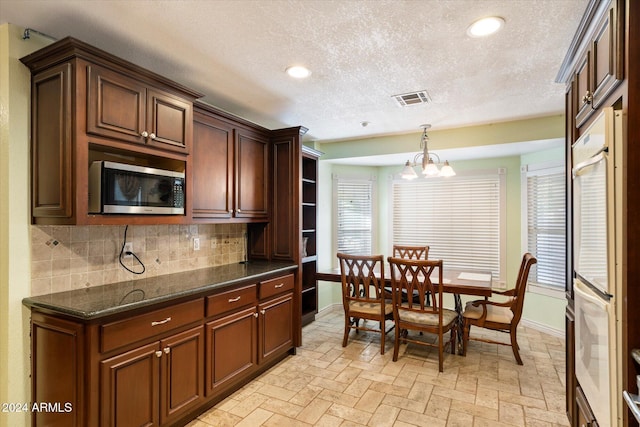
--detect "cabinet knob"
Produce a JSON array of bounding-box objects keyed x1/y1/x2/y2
[
  {"x1": 163, "y1": 347, "x2": 171, "y2": 354},
  {"x1": 237, "y1": 209, "x2": 241, "y2": 213},
  {"x1": 141, "y1": 131, "x2": 149, "y2": 138},
  {"x1": 149, "y1": 133, "x2": 156, "y2": 140},
  {"x1": 253, "y1": 312, "x2": 259, "y2": 318},
  {"x1": 229, "y1": 209, "x2": 233, "y2": 214},
  {"x1": 155, "y1": 350, "x2": 162, "y2": 358},
  {"x1": 260, "y1": 309, "x2": 266, "y2": 315},
  {"x1": 582, "y1": 91, "x2": 592, "y2": 104}
]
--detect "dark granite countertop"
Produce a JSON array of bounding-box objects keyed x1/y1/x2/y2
[{"x1": 23, "y1": 261, "x2": 297, "y2": 321}]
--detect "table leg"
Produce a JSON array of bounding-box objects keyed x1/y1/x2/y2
[{"x1": 454, "y1": 294, "x2": 464, "y2": 354}]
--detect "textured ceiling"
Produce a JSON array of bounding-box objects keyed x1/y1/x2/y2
[{"x1": 1, "y1": 0, "x2": 587, "y2": 143}]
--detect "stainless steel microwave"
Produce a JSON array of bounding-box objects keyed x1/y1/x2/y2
[{"x1": 88, "y1": 161, "x2": 185, "y2": 214}]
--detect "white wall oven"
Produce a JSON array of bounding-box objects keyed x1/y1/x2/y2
[{"x1": 572, "y1": 107, "x2": 623, "y2": 427}]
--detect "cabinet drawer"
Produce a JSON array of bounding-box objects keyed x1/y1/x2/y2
[
  {"x1": 101, "y1": 299, "x2": 203, "y2": 353},
  {"x1": 259, "y1": 274, "x2": 294, "y2": 300},
  {"x1": 206, "y1": 284, "x2": 257, "y2": 317}
]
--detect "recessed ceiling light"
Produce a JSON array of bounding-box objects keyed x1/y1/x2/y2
[
  {"x1": 285, "y1": 65, "x2": 311, "y2": 79},
  {"x1": 467, "y1": 16, "x2": 505, "y2": 38}
]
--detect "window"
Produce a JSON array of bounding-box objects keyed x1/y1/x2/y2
[
  {"x1": 334, "y1": 176, "x2": 375, "y2": 256},
  {"x1": 391, "y1": 169, "x2": 506, "y2": 284},
  {"x1": 522, "y1": 163, "x2": 566, "y2": 289}
]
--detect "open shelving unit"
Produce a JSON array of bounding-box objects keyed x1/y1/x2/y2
[{"x1": 301, "y1": 145, "x2": 321, "y2": 326}]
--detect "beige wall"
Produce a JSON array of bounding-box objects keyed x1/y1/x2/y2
[{"x1": 0, "y1": 24, "x2": 50, "y2": 427}]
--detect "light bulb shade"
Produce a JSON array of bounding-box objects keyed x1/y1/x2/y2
[
  {"x1": 423, "y1": 158, "x2": 440, "y2": 176},
  {"x1": 439, "y1": 161, "x2": 456, "y2": 177},
  {"x1": 401, "y1": 161, "x2": 418, "y2": 180}
]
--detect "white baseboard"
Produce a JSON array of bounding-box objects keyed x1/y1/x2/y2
[{"x1": 521, "y1": 318, "x2": 564, "y2": 339}]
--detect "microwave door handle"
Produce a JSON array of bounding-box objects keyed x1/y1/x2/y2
[{"x1": 572, "y1": 151, "x2": 606, "y2": 179}]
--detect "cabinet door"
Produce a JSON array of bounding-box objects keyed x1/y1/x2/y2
[
  {"x1": 100, "y1": 342, "x2": 160, "y2": 427},
  {"x1": 575, "y1": 52, "x2": 592, "y2": 127},
  {"x1": 235, "y1": 129, "x2": 269, "y2": 219},
  {"x1": 205, "y1": 306, "x2": 257, "y2": 396},
  {"x1": 87, "y1": 64, "x2": 147, "y2": 145},
  {"x1": 146, "y1": 88, "x2": 192, "y2": 154},
  {"x1": 160, "y1": 327, "x2": 204, "y2": 425},
  {"x1": 591, "y1": 2, "x2": 622, "y2": 109},
  {"x1": 32, "y1": 63, "x2": 74, "y2": 220},
  {"x1": 31, "y1": 313, "x2": 83, "y2": 427},
  {"x1": 192, "y1": 113, "x2": 234, "y2": 219},
  {"x1": 258, "y1": 293, "x2": 293, "y2": 363}
]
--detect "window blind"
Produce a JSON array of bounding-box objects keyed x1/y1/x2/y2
[
  {"x1": 336, "y1": 179, "x2": 373, "y2": 255},
  {"x1": 525, "y1": 167, "x2": 566, "y2": 288},
  {"x1": 392, "y1": 172, "x2": 504, "y2": 281}
]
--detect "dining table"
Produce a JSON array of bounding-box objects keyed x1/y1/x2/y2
[{"x1": 315, "y1": 265, "x2": 493, "y2": 354}]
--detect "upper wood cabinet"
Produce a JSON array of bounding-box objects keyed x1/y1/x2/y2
[
  {"x1": 20, "y1": 37, "x2": 202, "y2": 225},
  {"x1": 87, "y1": 64, "x2": 193, "y2": 154},
  {"x1": 571, "y1": 0, "x2": 624, "y2": 127},
  {"x1": 192, "y1": 103, "x2": 269, "y2": 222}
]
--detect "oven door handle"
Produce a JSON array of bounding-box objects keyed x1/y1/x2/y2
[
  {"x1": 572, "y1": 151, "x2": 607, "y2": 179},
  {"x1": 575, "y1": 279, "x2": 608, "y2": 310}
]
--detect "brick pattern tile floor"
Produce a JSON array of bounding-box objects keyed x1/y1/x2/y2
[{"x1": 187, "y1": 307, "x2": 568, "y2": 427}]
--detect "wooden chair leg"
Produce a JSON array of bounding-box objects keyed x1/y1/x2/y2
[
  {"x1": 438, "y1": 336, "x2": 444, "y2": 373},
  {"x1": 462, "y1": 321, "x2": 470, "y2": 357},
  {"x1": 510, "y1": 326, "x2": 523, "y2": 365},
  {"x1": 380, "y1": 320, "x2": 385, "y2": 355},
  {"x1": 342, "y1": 315, "x2": 350, "y2": 347},
  {"x1": 393, "y1": 326, "x2": 400, "y2": 361}
]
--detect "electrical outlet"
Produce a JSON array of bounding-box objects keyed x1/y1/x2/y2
[
  {"x1": 123, "y1": 242, "x2": 133, "y2": 258},
  {"x1": 193, "y1": 237, "x2": 200, "y2": 251}
]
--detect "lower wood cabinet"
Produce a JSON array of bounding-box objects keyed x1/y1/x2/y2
[
  {"x1": 206, "y1": 306, "x2": 257, "y2": 395},
  {"x1": 259, "y1": 293, "x2": 293, "y2": 363},
  {"x1": 28, "y1": 273, "x2": 295, "y2": 427},
  {"x1": 205, "y1": 276, "x2": 294, "y2": 396}
]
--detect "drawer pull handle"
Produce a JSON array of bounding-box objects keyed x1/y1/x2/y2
[
  {"x1": 151, "y1": 317, "x2": 172, "y2": 326},
  {"x1": 275, "y1": 283, "x2": 284, "y2": 288},
  {"x1": 155, "y1": 350, "x2": 162, "y2": 358},
  {"x1": 228, "y1": 296, "x2": 242, "y2": 303},
  {"x1": 164, "y1": 347, "x2": 171, "y2": 354}
]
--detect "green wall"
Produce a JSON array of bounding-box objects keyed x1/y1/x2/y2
[{"x1": 316, "y1": 120, "x2": 567, "y2": 336}]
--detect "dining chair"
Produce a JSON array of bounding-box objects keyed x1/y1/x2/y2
[
  {"x1": 461, "y1": 252, "x2": 537, "y2": 365},
  {"x1": 337, "y1": 253, "x2": 394, "y2": 355},
  {"x1": 387, "y1": 257, "x2": 457, "y2": 372},
  {"x1": 392, "y1": 244, "x2": 430, "y2": 260},
  {"x1": 392, "y1": 244, "x2": 431, "y2": 304}
]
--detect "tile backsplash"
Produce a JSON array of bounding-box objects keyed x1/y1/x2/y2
[{"x1": 30, "y1": 223, "x2": 247, "y2": 296}]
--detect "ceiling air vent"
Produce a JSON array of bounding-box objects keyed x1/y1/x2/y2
[{"x1": 392, "y1": 90, "x2": 432, "y2": 107}]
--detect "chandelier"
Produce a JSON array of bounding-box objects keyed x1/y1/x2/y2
[{"x1": 401, "y1": 124, "x2": 455, "y2": 179}]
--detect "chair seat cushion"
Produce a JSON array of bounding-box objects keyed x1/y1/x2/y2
[
  {"x1": 349, "y1": 300, "x2": 393, "y2": 316},
  {"x1": 397, "y1": 305, "x2": 458, "y2": 327},
  {"x1": 463, "y1": 301, "x2": 513, "y2": 324}
]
